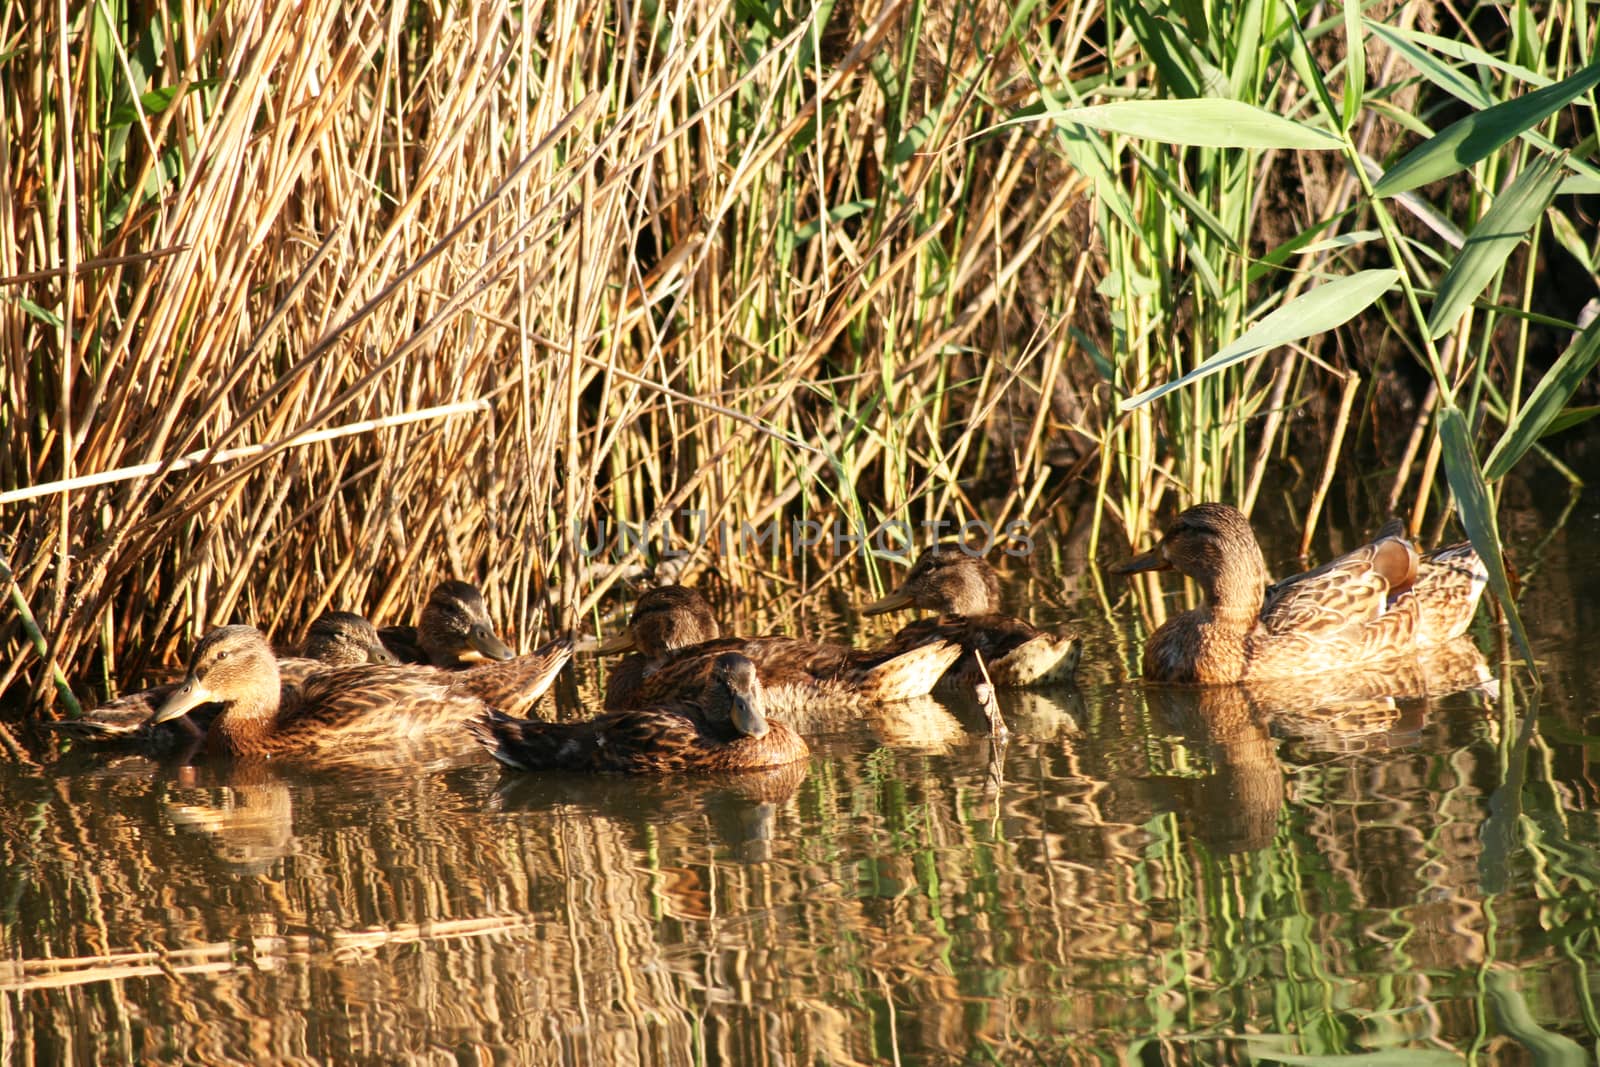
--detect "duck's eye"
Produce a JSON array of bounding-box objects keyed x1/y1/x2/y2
[{"x1": 215, "y1": 651, "x2": 229, "y2": 661}]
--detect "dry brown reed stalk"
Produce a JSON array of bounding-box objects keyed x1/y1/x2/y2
[{"x1": 2, "y1": 0, "x2": 1107, "y2": 721}]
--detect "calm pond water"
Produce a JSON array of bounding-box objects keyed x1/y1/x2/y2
[{"x1": 4, "y1": 485, "x2": 1599, "y2": 1065}]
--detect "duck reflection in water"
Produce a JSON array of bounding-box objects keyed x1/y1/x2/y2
[
  {"x1": 161, "y1": 762, "x2": 297, "y2": 876},
  {"x1": 487, "y1": 759, "x2": 809, "y2": 864},
  {"x1": 1142, "y1": 635, "x2": 1499, "y2": 854}
]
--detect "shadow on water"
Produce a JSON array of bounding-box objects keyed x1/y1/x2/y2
[{"x1": 5, "y1": 482, "x2": 1600, "y2": 1062}]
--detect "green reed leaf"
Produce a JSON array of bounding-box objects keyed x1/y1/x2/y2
[
  {"x1": 1119, "y1": 269, "x2": 1398, "y2": 411},
  {"x1": 1368, "y1": 22, "x2": 1551, "y2": 91},
  {"x1": 1484, "y1": 971, "x2": 1592, "y2": 1066},
  {"x1": 1439, "y1": 405, "x2": 1534, "y2": 672},
  {"x1": 1427, "y1": 152, "x2": 1565, "y2": 338},
  {"x1": 1373, "y1": 60, "x2": 1600, "y2": 198},
  {"x1": 1244, "y1": 1034, "x2": 1468, "y2": 1067},
  {"x1": 1545, "y1": 206, "x2": 1596, "y2": 273},
  {"x1": 1029, "y1": 99, "x2": 1343, "y2": 149},
  {"x1": 1540, "y1": 404, "x2": 1600, "y2": 438},
  {"x1": 13, "y1": 294, "x2": 64, "y2": 328},
  {"x1": 1340, "y1": 1, "x2": 1364, "y2": 133},
  {"x1": 1484, "y1": 316, "x2": 1600, "y2": 480}
]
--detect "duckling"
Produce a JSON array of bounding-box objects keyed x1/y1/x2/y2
[
  {"x1": 149, "y1": 625, "x2": 571, "y2": 760},
  {"x1": 860, "y1": 546, "x2": 1082, "y2": 687},
  {"x1": 380, "y1": 580, "x2": 515, "y2": 667},
  {"x1": 469, "y1": 652, "x2": 809, "y2": 774},
  {"x1": 1111, "y1": 502, "x2": 1488, "y2": 684},
  {"x1": 598, "y1": 586, "x2": 961, "y2": 716}
]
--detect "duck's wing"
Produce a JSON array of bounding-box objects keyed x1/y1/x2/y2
[
  {"x1": 1409, "y1": 542, "x2": 1489, "y2": 646},
  {"x1": 883, "y1": 615, "x2": 1079, "y2": 688},
  {"x1": 468, "y1": 707, "x2": 706, "y2": 773},
  {"x1": 1260, "y1": 535, "x2": 1419, "y2": 636},
  {"x1": 849, "y1": 638, "x2": 963, "y2": 700},
  {"x1": 272, "y1": 665, "x2": 468, "y2": 748},
  {"x1": 469, "y1": 703, "x2": 809, "y2": 774},
  {"x1": 621, "y1": 635, "x2": 964, "y2": 711},
  {"x1": 449, "y1": 638, "x2": 573, "y2": 717},
  {"x1": 608, "y1": 637, "x2": 803, "y2": 710}
]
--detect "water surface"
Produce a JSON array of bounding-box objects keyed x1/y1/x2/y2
[{"x1": 4, "y1": 493, "x2": 1599, "y2": 1064}]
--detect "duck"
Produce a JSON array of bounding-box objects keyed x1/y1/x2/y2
[
  {"x1": 294, "y1": 611, "x2": 402, "y2": 670},
  {"x1": 380, "y1": 580, "x2": 515, "y2": 667},
  {"x1": 148, "y1": 624, "x2": 573, "y2": 760},
  {"x1": 597, "y1": 585, "x2": 961, "y2": 716},
  {"x1": 468, "y1": 652, "x2": 809, "y2": 774},
  {"x1": 44, "y1": 611, "x2": 399, "y2": 751},
  {"x1": 859, "y1": 545, "x2": 1082, "y2": 687},
  {"x1": 1110, "y1": 502, "x2": 1489, "y2": 684}
]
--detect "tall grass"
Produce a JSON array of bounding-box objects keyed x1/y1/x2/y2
[{"x1": 2, "y1": 0, "x2": 1595, "y2": 712}]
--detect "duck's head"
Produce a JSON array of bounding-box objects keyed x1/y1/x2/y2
[
  {"x1": 862, "y1": 545, "x2": 1003, "y2": 617},
  {"x1": 705, "y1": 652, "x2": 769, "y2": 738},
  {"x1": 598, "y1": 585, "x2": 720, "y2": 658},
  {"x1": 1111, "y1": 503, "x2": 1269, "y2": 597},
  {"x1": 303, "y1": 611, "x2": 398, "y2": 665},
  {"x1": 153, "y1": 626, "x2": 280, "y2": 723},
  {"x1": 420, "y1": 581, "x2": 514, "y2": 665}
]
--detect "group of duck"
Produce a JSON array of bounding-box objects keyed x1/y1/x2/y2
[{"x1": 49, "y1": 503, "x2": 1492, "y2": 776}]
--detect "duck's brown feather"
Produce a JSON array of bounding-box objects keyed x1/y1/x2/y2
[
  {"x1": 1115, "y1": 504, "x2": 1489, "y2": 684},
  {"x1": 605, "y1": 635, "x2": 959, "y2": 714},
  {"x1": 861, "y1": 546, "x2": 1081, "y2": 688},
  {"x1": 472, "y1": 652, "x2": 808, "y2": 775},
  {"x1": 470, "y1": 706, "x2": 809, "y2": 774},
  {"x1": 45, "y1": 614, "x2": 394, "y2": 753}
]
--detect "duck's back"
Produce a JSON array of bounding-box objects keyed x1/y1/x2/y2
[
  {"x1": 378, "y1": 625, "x2": 427, "y2": 664},
  {"x1": 1259, "y1": 535, "x2": 1419, "y2": 636},
  {"x1": 890, "y1": 614, "x2": 1038, "y2": 661},
  {"x1": 606, "y1": 635, "x2": 958, "y2": 713},
  {"x1": 888, "y1": 613, "x2": 1080, "y2": 687},
  {"x1": 214, "y1": 665, "x2": 477, "y2": 758},
  {"x1": 608, "y1": 636, "x2": 832, "y2": 712},
  {"x1": 471, "y1": 706, "x2": 809, "y2": 774},
  {"x1": 1407, "y1": 542, "x2": 1489, "y2": 646}
]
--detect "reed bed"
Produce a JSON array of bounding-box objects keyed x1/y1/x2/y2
[{"x1": 1, "y1": 0, "x2": 1594, "y2": 715}]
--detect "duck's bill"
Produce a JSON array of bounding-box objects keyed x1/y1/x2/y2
[
  {"x1": 595, "y1": 631, "x2": 636, "y2": 654},
  {"x1": 729, "y1": 693, "x2": 770, "y2": 738},
  {"x1": 152, "y1": 677, "x2": 215, "y2": 723},
  {"x1": 468, "y1": 626, "x2": 516, "y2": 661},
  {"x1": 1109, "y1": 548, "x2": 1170, "y2": 575},
  {"x1": 860, "y1": 589, "x2": 913, "y2": 615}
]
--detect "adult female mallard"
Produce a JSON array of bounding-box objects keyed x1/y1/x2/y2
[
  {"x1": 860, "y1": 546, "x2": 1082, "y2": 687},
  {"x1": 380, "y1": 580, "x2": 515, "y2": 667},
  {"x1": 45, "y1": 611, "x2": 398, "y2": 751},
  {"x1": 598, "y1": 586, "x2": 960, "y2": 715},
  {"x1": 1111, "y1": 502, "x2": 1489, "y2": 684},
  {"x1": 149, "y1": 624, "x2": 572, "y2": 760},
  {"x1": 469, "y1": 652, "x2": 809, "y2": 774}
]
